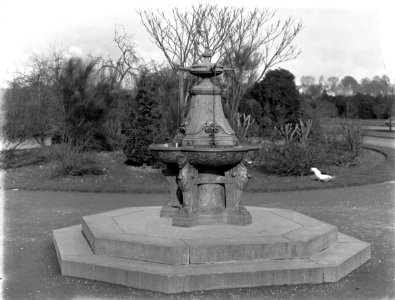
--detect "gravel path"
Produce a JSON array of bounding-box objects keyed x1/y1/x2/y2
[{"x1": 3, "y1": 181, "x2": 394, "y2": 299}]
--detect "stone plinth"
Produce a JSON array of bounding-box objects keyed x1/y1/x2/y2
[{"x1": 53, "y1": 206, "x2": 370, "y2": 293}]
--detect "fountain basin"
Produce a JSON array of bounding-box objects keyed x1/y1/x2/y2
[{"x1": 149, "y1": 143, "x2": 260, "y2": 166}]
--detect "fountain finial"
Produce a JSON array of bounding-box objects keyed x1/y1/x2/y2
[
  {"x1": 187, "y1": 50, "x2": 223, "y2": 78},
  {"x1": 202, "y1": 49, "x2": 212, "y2": 62}
]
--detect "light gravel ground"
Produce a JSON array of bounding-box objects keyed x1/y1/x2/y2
[{"x1": 3, "y1": 181, "x2": 394, "y2": 300}]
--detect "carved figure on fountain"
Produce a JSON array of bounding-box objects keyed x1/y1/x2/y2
[
  {"x1": 176, "y1": 155, "x2": 198, "y2": 213},
  {"x1": 225, "y1": 156, "x2": 252, "y2": 212},
  {"x1": 159, "y1": 164, "x2": 182, "y2": 217}
]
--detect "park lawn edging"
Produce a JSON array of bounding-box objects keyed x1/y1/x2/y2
[
  {"x1": 246, "y1": 144, "x2": 394, "y2": 193},
  {"x1": 2, "y1": 144, "x2": 393, "y2": 194}
]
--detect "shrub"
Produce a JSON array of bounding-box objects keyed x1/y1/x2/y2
[
  {"x1": 51, "y1": 143, "x2": 102, "y2": 176},
  {"x1": 274, "y1": 123, "x2": 298, "y2": 143},
  {"x1": 103, "y1": 118, "x2": 127, "y2": 151},
  {"x1": 339, "y1": 119, "x2": 364, "y2": 159},
  {"x1": 274, "y1": 119, "x2": 313, "y2": 144},
  {"x1": 234, "y1": 112, "x2": 255, "y2": 143},
  {"x1": 255, "y1": 141, "x2": 317, "y2": 176},
  {"x1": 253, "y1": 119, "x2": 362, "y2": 176}
]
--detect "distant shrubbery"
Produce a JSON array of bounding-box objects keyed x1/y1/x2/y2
[
  {"x1": 253, "y1": 119, "x2": 364, "y2": 176},
  {"x1": 322, "y1": 93, "x2": 393, "y2": 119},
  {"x1": 1, "y1": 45, "x2": 178, "y2": 171},
  {"x1": 3, "y1": 34, "x2": 378, "y2": 177},
  {"x1": 298, "y1": 74, "x2": 394, "y2": 119},
  {"x1": 51, "y1": 143, "x2": 103, "y2": 176}
]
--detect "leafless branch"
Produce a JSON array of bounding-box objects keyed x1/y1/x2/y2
[
  {"x1": 96, "y1": 25, "x2": 142, "y2": 89},
  {"x1": 137, "y1": 5, "x2": 302, "y2": 130}
]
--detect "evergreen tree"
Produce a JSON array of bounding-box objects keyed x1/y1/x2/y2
[
  {"x1": 249, "y1": 68, "x2": 300, "y2": 129},
  {"x1": 123, "y1": 70, "x2": 167, "y2": 165}
]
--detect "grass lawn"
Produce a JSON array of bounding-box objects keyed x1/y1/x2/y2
[
  {"x1": 321, "y1": 117, "x2": 388, "y2": 127},
  {"x1": 364, "y1": 129, "x2": 395, "y2": 139},
  {"x1": 2, "y1": 144, "x2": 394, "y2": 193},
  {"x1": 321, "y1": 117, "x2": 395, "y2": 139}
]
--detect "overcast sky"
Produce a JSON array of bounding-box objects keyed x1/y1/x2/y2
[{"x1": 1, "y1": 0, "x2": 394, "y2": 87}]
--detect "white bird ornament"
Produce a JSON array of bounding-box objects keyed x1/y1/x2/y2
[{"x1": 310, "y1": 167, "x2": 334, "y2": 182}]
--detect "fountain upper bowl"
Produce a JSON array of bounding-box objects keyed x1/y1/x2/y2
[{"x1": 149, "y1": 143, "x2": 260, "y2": 166}]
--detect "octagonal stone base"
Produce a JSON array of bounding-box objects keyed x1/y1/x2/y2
[{"x1": 53, "y1": 206, "x2": 370, "y2": 293}]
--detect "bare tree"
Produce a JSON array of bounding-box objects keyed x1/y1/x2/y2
[
  {"x1": 137, "y1": 5, "x2": 302, "y2": 131},
  {"x1": 28, "y1": 51, "x2": 62, "y2": 145},
  {"x1": 93, "y1": 26, "x2": 146, "y2": 149},
  {"x1": 300, "y1": 75, "x2": 316, "y2": 86},
  {"x1": 138, "y1": 4, "x2": 240, "y2": 123},
  {"x1": 220, "y1": 8, "x2": 302, "y2": 128},
  {"x1": 327, "y1": 76, "x2": 339, "y2": 93},
  {"x1": 96, "y1": 25, "x2": 141, "y2": 89},
  {"x1": 138, "y1": 5, "x2": 239, "y2": 69},
  {"x1": 2, "y1": 47, "x2": 65, "y2": 147}
]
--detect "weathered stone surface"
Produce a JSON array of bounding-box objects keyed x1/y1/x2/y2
[
  {"x1": 198, "y1": 183, "x2": 225, "y2": 210},
  {"x1": 310, "y1": 238, "x2": 371, "y2": 282},
  {"x1": 187, "y1": 235, "x2": 293, "y2": 263},
  {"x1": 159, "y1": 205, "x2": 179, "y2": 218},
  {"x1": 149, "y1": 144, "x2": 260, "y2": 166},
  {"x1": 87, "y1": 207, "x2": 301, "y2": 240},
  {"x1": 53, "y1": 221, "x2": 370, "y2": 293},
  {"x1": 61, "y1": 255, "x2": 185, "y2": 294},
  {"x1": 81, "y1": 207, "x2": 340, "y2": 263},
  {"x1": 282, "y1": 224, "x2": 338, "y2": 258},
  {"x1": 82, "y1": 209, "x2": 189, "y2": 265},
  {"x1": 53, "y1": 225, "x2": 93, "y2": 273},
  {"x1": 171, "y1": 208, "x2": 252, "y2": 227},
  {"x1": 180, "y1": 258, "x2": 324, "y2": 292}
]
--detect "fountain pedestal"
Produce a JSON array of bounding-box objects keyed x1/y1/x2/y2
[{"x1": 168, "y1": 155, "x2": 253, "y2": 227}]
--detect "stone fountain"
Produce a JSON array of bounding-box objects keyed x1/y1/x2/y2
[
  {"x1": 149, "y1": 50, "x2": 259, "y2": 227},
  {"x1": 53, "y1": 52, "x2": 370, "y2": 293}
]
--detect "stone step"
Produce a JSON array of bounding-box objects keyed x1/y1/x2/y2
[
  {"x1": 81, "y1": 206, "x2": 338, "y2": 264},
  {"x1": 53, "y1": 225, "x2": 370, "y2": 294}
]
